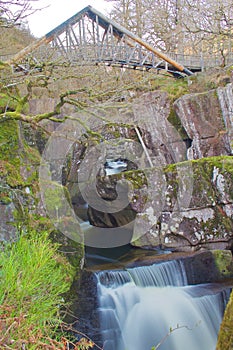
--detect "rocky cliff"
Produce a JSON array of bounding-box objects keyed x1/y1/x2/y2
[
  {"x1": 1, "y1": 69, "x2": 232, "y2": 254},
  {"x1": 64, "y1": 78, "x2": 233, "y2": 252}
]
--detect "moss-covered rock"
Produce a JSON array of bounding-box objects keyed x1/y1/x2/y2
[
  {"x1": 0, "y1": 120, "x2": 20, "y2": 161},
  {"x1": 50, "y1": 229, "x2": 84, "y2": 270},
  {"x1": 217, "y1": 291, "x2": 233, "y2": 350},
  {"x1": 212, "y1": 250, "x2": 233, "y2": 278},
  {"x1": 146, "y1": 156, "x2": 233, "y2": 251},
  {"x1": 0, "y1": 120, "x2": 40, "y2": 240},
  {"x1": 0, "y1": 120, "x2": 48, "y2": 239}
]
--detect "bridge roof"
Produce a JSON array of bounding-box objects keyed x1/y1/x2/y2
[{"x1": 46, "y1": 6, "x2": 123, "y2": 41}]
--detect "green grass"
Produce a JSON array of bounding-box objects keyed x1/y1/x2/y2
[{"x1": 0, "y1": 231, "x2": 75, "y2": 348}]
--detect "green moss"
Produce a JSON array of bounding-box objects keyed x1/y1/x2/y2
[
  {"x1": 217, "y1": 292, "x2": 233, "y2": 349},
  {"x1": 0, "y1": 93, "x2": 17, "y2": 113},
  {"x1": 120, "y1": 156, "x2": 233, "y2": 182},
  {"x1": 0, "y1": 193, "x2": 12, "y2": 204},
  {"x1": 0, "y1": 160, "x2": 24, "y2": 187},
  {"x1": 101, "y1": 122, "x2": 139, "y2": 141},
  {"x1": 44, "y1": 182, "x2": 71, "y2": 211},
  {"x1": 0, "y1": 120, "x2": 41, "y2": 166},
  {"x1": 0, "y1": 120, "x2": 20, "y2": 161},
  {"x1": 0, "y1": 122, "x2": 42, "y2": 232},
  {"x1": 161, "y1": 79, "x2": 189, "y2": 101},
  {"x1": 205, "y1": 208, "x2": 233, "y2": 235},
  {"x1": 0, "y1": 119, "x2": 41, "y2": 190},
  {"x1": 0, "y1": 61, "x2": 8, "y2": 70},
  {"x1": 167, "y1": 108, "x2": 189, "y2": 140},
  {"x1": 22, "y1": 143, "x2": 41, "y2": 164},
  {"x1": 123, "y1": 169, "x2": 147, "y2": 189},
  {"x1": 163, "y1": 162, "x2": 178, "y2": 173},
  {"x1": 212, "y1": 250, "x2": 233, "y2": 277},
  {"x1": 144, "y1": 74, "x2": 188, "y2": 101},
  {"x1": 190, "y1": 156, "x2": 233, "y2": 180}
]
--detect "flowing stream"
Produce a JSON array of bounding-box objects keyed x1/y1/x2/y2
[{"x1": 96, "y1": 260, "x2": 229, "y2": 350}]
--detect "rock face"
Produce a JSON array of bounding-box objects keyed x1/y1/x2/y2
[
  {"x1": 66, "y1": 154, "x2": 233, "y2": 252},
  {"x1": 67, "y1": 271, "x2": 102, "y2": 346},
  {"x1": 217, "y1": 83, "x2": 233, "y2": 151},
  {"x1": 132, "y1": 91, "x2": 187, "y2": 164},
  {"x1": 154, "y1": 156, "x2": 233, "y2": 251},
  {"x1": 0, "y1": 202, "x2": 17, "y2": 241},
  {"x1": 149, "y1": 157, "x2": 232, "y2": 251},
  {"x1": 64, "y1": 122, "x2": 155, "y2": 229},
  {"x1": 85, "y1": 156, "x2": 233, "y2": 252},
  {"x1": 63, "y1": 84, "x2": 233, "y2": 252},
  {"x1": 64, "y1": 90, "x2": 188, "y2": 239},
  {"x1": 174, "y1": 85, "x2": 233, "y2": 159},
  {"x1": 151, "y1": 84, "x2": 233, "y2": 251},
  {"x1": 0, "y1": 120, "x2": 85, "y2": 279},
  {"x1": 0, "y1": 121, "x2": 42, "y2": 243}
]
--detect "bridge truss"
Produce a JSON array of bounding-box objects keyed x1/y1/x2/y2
[{"x1": 7, "y1": 6, "x2": 193, "y2": 77}]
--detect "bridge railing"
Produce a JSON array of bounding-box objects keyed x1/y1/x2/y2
[
  {"x1": 168, "y1": 52, "x2": 233, "y2": 70},
  {"x1": 33, "y1": 44, "x2": 233, "y2": 70},
  {"x1": 2, "y1": 46, "x2": 233, "y2": 73}
]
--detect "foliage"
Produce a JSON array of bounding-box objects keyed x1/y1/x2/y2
[
  {"x1": 107, "y1": 0, "x2": 233, "y2": 60},
  {"x1": 0, "y1": 230, "x2": 75, "y2": 348},
  {"x1": 0, "y1": 231, "x2": 96, "y2": 349}
]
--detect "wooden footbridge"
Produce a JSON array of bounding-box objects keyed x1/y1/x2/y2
[{"x1": 4, "y1": 6, "x2": 232, "y2": 77}]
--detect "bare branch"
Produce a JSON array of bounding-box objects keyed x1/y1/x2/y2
[{"x1": 0, "y1": 0, "x2": 43, "y2": 27}]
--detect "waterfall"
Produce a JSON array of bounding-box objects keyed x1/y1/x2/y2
[{"x1": 96, "y1": 260, "x2": 229, "y2": 350}]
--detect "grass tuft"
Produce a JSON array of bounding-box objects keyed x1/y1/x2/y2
[{"x1": 0, "y1": 231, "x2": 75, "y2": 348}]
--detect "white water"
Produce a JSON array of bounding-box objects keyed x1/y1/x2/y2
[
  {"x1": 105, "y1": 159, "x2": 128, "y2": 175},
  {"x1": 96, "y1": 260, "x2": 228, "y2": 350}
]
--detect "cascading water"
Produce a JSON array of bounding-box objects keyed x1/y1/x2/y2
[
  {"x1": 96, "y1": 260, "x2": 229, "y2": 350},
  {"x1": 75, "y1": 158, "x2": 230, "y2": 348}
]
